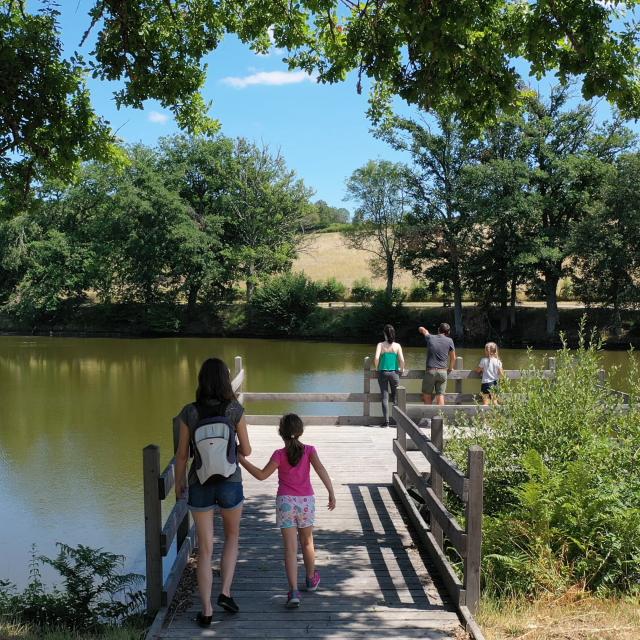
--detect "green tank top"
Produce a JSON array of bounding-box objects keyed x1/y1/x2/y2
[{"x1": 379, "y1": 351, "x2": 399, "y2": 371}]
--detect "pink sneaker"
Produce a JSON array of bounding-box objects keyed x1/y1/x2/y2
[{"x1": 305, "y1": 570, "x2": 321, "y2": 592}]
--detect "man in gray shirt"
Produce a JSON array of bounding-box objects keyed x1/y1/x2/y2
[{"x1": 418, "y1": 323, "x2": 456, "y2": 406}]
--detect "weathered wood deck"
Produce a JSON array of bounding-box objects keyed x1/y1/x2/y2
[{"x1": 150, "y1": 424, "x2": 465, "y2": 639}]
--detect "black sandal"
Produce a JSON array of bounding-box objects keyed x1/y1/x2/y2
[
  {"x1": 196, "y1": 612, "x2": 212, "y2": 627},
  {"x1": 217, "y1": 593, "x2": 239, "y2": 613}
]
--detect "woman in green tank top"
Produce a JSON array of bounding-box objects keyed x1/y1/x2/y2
[{"x1": 374, "y1": 324, "x2": 406, "y2": 427}]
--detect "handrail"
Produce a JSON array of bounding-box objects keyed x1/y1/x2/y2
[
  {"x1": 392, "y1": 387, "x2": 485, "y2": 619},
  {"x1": 143, "y1": 359, "x2": 248, "y2": 614}
]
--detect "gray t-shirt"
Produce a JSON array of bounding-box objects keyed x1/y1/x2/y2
[
  {"x1": 178, "y1": 399, "x2": 244, "y2": 485},
  {"x1": 425, "y1": 334, "x2": 455, "y2": 369}
]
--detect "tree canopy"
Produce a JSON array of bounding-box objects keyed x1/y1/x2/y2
[{"x1": 3, "y1": 0, "x2": 640, "y2": 197}]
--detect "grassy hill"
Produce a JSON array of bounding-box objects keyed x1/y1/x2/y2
[{"x1": 292, "y1": 232, "x2": 418, "y2": 290}]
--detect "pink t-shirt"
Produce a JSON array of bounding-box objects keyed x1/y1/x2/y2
[{"x1": 271, "y1": 444, "x2": 316, "y2": 496}]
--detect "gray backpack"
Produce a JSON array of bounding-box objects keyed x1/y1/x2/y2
[{"x1": 192, "y1": 404, "x2": 238, "y2": 483}]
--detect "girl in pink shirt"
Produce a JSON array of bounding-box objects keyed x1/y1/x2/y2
[{"x1": 239, "y1": 414, "x2": 336, "y2": 608}]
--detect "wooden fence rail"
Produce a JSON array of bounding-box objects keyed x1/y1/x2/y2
[
  {"x1": 392, "y1": 388, "x2": 485, "y2": 616},
  {"x1": 142, "y1": 357, "x2": 245, "y2": 614}
]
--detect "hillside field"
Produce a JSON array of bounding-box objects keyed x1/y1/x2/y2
[{"x1": 293, "y1": 232, "x2": 417, "y2": 290}]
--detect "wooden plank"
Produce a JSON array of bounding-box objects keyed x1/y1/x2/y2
[
  {"x1": 160, "y1": 630, "x2": 457, "y2": 639},
  {"x1": 407, "y1": 404, "x2": 490, "y2": 417},
  {"x1": 459, "y1": 605, "x2": 487, "y2": 640},
  {"x1": 369, "y1": 369, "x2": 553, "y2": 380},
  {"x1": 393, "y1": 441, "x2": 467, "y2": 556},
  {"x1": 363, "y1": 356, "x2": 371, "y2": 417},
  {"x1": 243, "y1": 392, "x2": 365, "y2": 402},
  {"x1": 143, "y1": 445, "x2": 163, "y2": 614},
  {"x1": 393, "y1": 473, "x2": 464, "y2": 607},
  {"x1": 464, "y1": 445, "x2": 484, "y2": 615},
  {"x1": 160, "y1": 498, "x2": 188, "y2": 556},
  {"x1": 455, "y1": 357, "x2": 463, "y2": 404},
  {"x1": 233, "y1": 357, "x2": 244, "y2": 393},
  {"x1": 393, "y1": 407, "x2": 468, "y2": 500},
  {"x1": 244, "y1": 415, "x2": 386, "y2": 426},
  {"x1": 430, "y1": 415, "x2": 444, "y2": 550},
  {"x1": 158, "y1": 457, "x2": 176, "y2": 500},
  {"x1": 162, "y1": 523, "x2": 196, "y2": 607}
]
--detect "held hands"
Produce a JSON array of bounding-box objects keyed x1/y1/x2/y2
[{"x1": 328, "y1": 492, "x2": 336, "y2": 511}]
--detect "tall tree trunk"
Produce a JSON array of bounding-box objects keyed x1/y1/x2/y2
[
  {"x1": 452, "y1": 274, "x2": 464, "y2": 340},
  {"x1": 187, "y1": 283, "x2": 200, "y2": 317},
  {"x1": 613, "y1": 298, "x2": 622, "y2": 337},
  {"x1": 509, "y1": 278, "x2": 517, "y2": 328},
  {"x1": 499, "y1": 281, "x2": 508, "y2": 334},
  {"x1": 545, "y1": 273, "x2": 560, "y2": 337},
  {"x1": 385, "y1": 259, "x2": 394, "y2": 300},
  {"x1": 245, "y1": 260, "x2": 256, "y2": 303}
]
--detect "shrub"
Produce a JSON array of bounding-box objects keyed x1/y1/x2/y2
[
  {"x1": 0, "y1": 544, "x2": 144, "y2": 632},
  {"x1": 447, "y1": 328, "x2": 640, "y2": 598},
  {"x1": 407, "y1": 284, "x2": 433, "y2": 302},
  {"x1": 250, "y1": 273, "x2": 318, "y2": 332},
  {"x1": 350, "y1": 278, "x2": 375, "y2": 302},
  {"x1": 315, "y1": 277, "x2": 347, "y2": 302}
]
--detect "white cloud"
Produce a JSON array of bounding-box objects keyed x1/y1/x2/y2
[
  {"x1": 148, "y1": 111, "x2": 169, "y2": 124},
  {"x1": 221, "y1": 71, "x2": 315, "y2": 89}
]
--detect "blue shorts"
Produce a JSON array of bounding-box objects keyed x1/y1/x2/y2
[
  {"x1": 481, "y1": 381, "x2": 498, "y2": 395},
  {"x1": 187, "y1": 479, "x2": 244, "y2": 512}
]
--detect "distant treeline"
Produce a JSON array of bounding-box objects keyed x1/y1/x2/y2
[{"x1": 2, "y1": 88, "x2": 640, "y2": 343}]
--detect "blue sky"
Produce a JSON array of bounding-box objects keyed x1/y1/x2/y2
[
  {"x1": 52, "y1": 3, "x2": 413, "y2": 211},
  {"x1": 50, "y1": 2, "x2": 636, "y2": 211}
]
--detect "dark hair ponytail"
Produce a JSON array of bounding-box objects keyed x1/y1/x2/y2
[
  {"x1": 279, "y1": 413, "x2": 305, "y2": 466},
  {"x1": 383, "y1": 324, "x2": 395, "y2": 344}
]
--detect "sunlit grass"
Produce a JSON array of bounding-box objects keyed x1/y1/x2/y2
[
  {"x1": 0, "y1": 622, "x2": 144, "y2": 640},
  {"x1": 478, "y1": 589, "x2": 640, "y2": 640}
]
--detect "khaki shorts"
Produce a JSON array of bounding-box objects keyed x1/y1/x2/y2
[{"x1": 422, "y1": 369, "x2": 448, "y2": 396}]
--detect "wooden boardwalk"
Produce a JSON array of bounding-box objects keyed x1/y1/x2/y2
[{"x1": 150, "y1": 424, "x2": 465, "y2": 639}]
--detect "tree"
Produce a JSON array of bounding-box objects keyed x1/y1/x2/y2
[
  {"x1": 520, "y1": 88, "x2": 633, "y2": 336},
  {"x1": 460, "y1": 117, "x2": 539, "y2": 333},
  {"x1": 378, "y1": 115, "x2": 478, "y2": 338},
  {"x1": 344, "y1": 160, "x2": 411, "y2": 300},
  {"x1": 223, "y1": 140, "x2": 313, "y2": 302},
  {"x1": 158, "y1": 135, "x2": 237, "y2": 312},
  {"x1": 301, "y1": 200, "x2": 350, "y2": 231},
  {"x1": 0, "y1": 2, "x2": 116, "y2": 206},
  {"x1": 571, "y1": 154, "x2": 640, "y2": 333},
  {"x1": 84, "y1": 0, "x2": 640, "y2": 129},
  {"x1": 4, "y1": 0, "x2": 640, "y2": 183}
]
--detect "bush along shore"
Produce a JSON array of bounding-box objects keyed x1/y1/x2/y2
[
  {"x1": 1, "y1": 298, "x2": 639, "y2": 349},
  {"x1": 0, "y1": 544, "x2": 145, "y2": 639}
]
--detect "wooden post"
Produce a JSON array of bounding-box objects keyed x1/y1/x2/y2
[
  {"x1": 430, "y1": 415, "x2": 444, "y2": 550},
  {"x1": 455, "y1": 356, "x2": 463, "y2": 404},
  {"x1": 547, "y1": 356, "x2": 556, "y2": 378},
  {"x1": 597, "y1": 368, "x2": 606, "y2": 386},
  {"x1": 363, "y1": 357, "x2": 371, "y2": 419},
  {"x1": 234, "y1": 355, "x2": 244, "y2": 402},
  {"x1": 396, "y1": 386, "x2": 407, "y2": 482},
  {"x1": 143, "y1": 445, "x2": 163, "y2": 614},
  {"x1": 464, "y1": 445, "x2": 484, "y2": 614}
]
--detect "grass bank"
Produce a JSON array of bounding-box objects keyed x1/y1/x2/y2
[
  {"x1": 477, "y1": 591, "x2": 640, "y2": 639},
  {"x1": 0, "y1": 622, "x2": 142, "y2": 640},
  {"x1": 2, "y1": 302, "x2": 638, "y2": 349}
]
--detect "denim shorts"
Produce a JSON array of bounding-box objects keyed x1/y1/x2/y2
[
  {"x1": 481, "y1": 381, "x2": 498, "y2": 395},
  {"x1": 187, "y1": 479, "x2": 244, "y2": 512}
]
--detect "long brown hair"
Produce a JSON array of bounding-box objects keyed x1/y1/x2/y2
[
  {"x1": 279, "y1": 413, "x2": 305, "y2": 466},
  {"x1": 196, "y1": 358, "x2": 236, "y2": 406}
]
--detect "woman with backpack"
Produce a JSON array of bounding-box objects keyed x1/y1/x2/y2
[{"x1": 174, "y1": 357, "x2": 252, "y2": 627}]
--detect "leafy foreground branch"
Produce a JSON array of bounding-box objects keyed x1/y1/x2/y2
[
  {"x1": 447, "y1": 329, "x2": 640, "y2": 600},
  {"x1": 0, "y1": 544, "x2": 144, "y2": 637}
]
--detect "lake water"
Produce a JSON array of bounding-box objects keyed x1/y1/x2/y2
[{"x1": 0, "y1": 336, "x2": 636, "y2": 588}]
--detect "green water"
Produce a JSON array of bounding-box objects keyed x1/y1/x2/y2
[{"x1": 0, "y1": 336, "x2": 636, "y2": 587}]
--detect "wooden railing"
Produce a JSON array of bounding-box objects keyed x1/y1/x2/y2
[
  {"x1": 391, "y1": 387, "x2": 485, "y2": 629},
  {"x1": 142, "y1": 356, "x2": 245, "y2": 614},
  {"x1": 243, "y1": 355, "x2": 557, "y2": 424}
]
